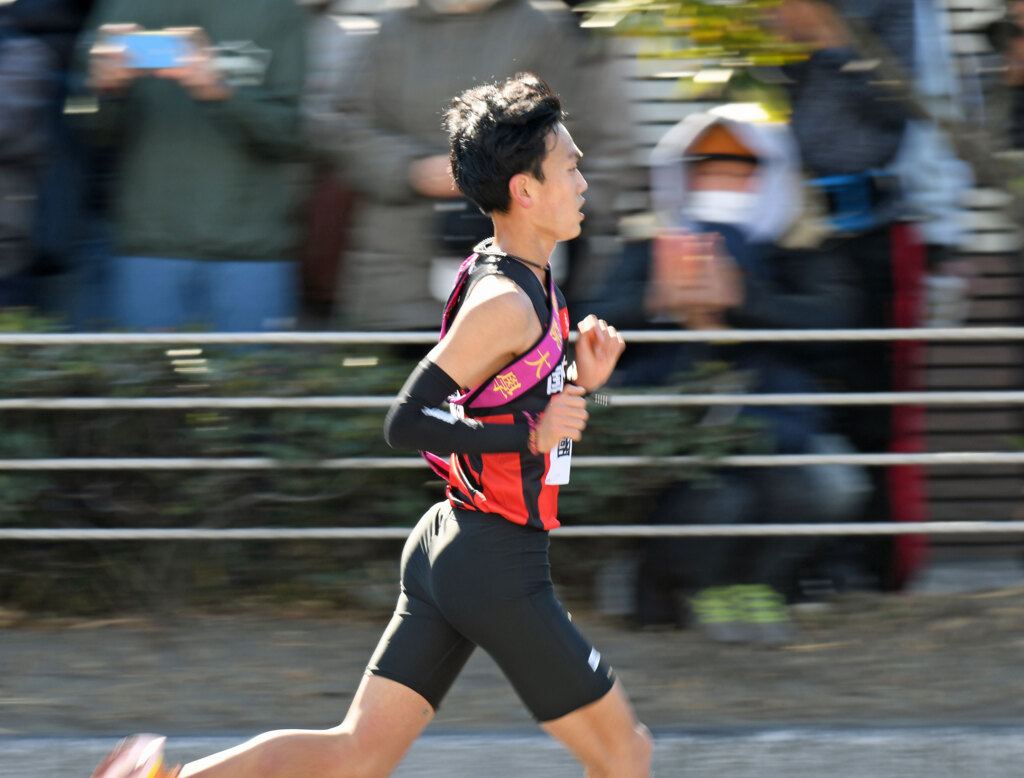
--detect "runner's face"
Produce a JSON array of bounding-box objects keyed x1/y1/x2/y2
[{"x1": 530, "y1": 123, "x2": 587, "y2": 243}]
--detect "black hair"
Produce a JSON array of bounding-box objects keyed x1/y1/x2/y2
[{"x1": 443, "y1": 73, "x2": 565, "y2": 215}]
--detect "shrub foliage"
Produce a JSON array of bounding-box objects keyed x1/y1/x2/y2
[{"x1": 0, "y1": 312, "x2": 761, "y2": 614}]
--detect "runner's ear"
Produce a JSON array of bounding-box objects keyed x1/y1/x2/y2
[{"x1": 509, "y1": 172, "x2": 532, "y2": 209}]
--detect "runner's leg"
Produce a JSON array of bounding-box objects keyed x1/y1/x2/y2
[
  {"x1": 542, "y1": 680, "x2": 653, "y2": 778},
  {"x1": 177, "y1": 503, "x2": 466, "y2": 778},
  {"x1": 430, "y1": 509, "x2": 652, "y2": 777},
  {"x1": 177, "y1": 674, "x2": 433, "y2": 778}
]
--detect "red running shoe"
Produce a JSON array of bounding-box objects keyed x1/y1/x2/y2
[{"x1": 92, "y1": 734, "x2": 182, "y2": 778}]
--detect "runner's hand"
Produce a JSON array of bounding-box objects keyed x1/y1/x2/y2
[
  {"x1": 573, "y1": 315, "x2": 625, "y2": 393},
  {"x1": 535, "y1": 384, "x2": 588, "y2": 452}
]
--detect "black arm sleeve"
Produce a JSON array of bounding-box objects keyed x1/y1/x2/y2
[{"x1": 383, "y1": 358, "x2": 532, "y2": 455}]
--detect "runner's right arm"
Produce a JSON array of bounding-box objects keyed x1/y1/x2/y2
[
  {"x1": 383, "y1": 357, "x2": 532, "y2": 454},
  {"x1": 385, "y1": 278, "x2": 588, "y2": 455}
]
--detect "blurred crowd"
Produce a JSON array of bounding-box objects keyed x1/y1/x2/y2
[
  {"x1": 1, "y1": 0, "x2": 1019, "y2": 640},
  {"x1": 0, "y1": 0, "x2": 638, "y2": 332}
]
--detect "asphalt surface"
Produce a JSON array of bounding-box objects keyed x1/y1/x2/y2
[
  {"x1": 8, "y1": 728, "x2": 1024, "y2": 777},
  {"x1": 6, "y1": 559, "x2": 1024, "y2": 776}
]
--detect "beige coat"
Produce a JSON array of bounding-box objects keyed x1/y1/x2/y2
[{"x1": 332, "y1": 0, "x2": 635, "y2": 331}]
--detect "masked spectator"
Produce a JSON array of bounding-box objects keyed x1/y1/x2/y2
[{"x1": 590, "y1": 114, "x2": 865, "y2": 641}]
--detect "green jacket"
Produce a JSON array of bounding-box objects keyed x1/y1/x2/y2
[{"x1": 79, "y1": 0, "x2": 307, "y2": 262}]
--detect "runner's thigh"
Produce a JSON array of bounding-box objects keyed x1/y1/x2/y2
[
  {"x1": 432, "y1": 510, "x2": 615, "y2": 722},
  {"x1": 366, "y1": 502, "x2": 475, "y2": 711}
]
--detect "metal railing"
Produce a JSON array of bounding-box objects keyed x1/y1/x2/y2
[{"x1": 0, "y1": 326, "x2": 1020, "y2": 542}]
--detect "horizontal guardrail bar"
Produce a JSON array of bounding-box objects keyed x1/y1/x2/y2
[
  {"x1": 614, "y1": 391, "x2": 1024, "y2": 406},
  {"x1": 0, "y1": 332, "x2": 440, "y2": 345},
  {"x1": 0, "y1": 452, "x2": 1019, "y2": 470},
  {"x1": 1, "y1": 391, "x2": 1021, "y2": 410},
  {"x1": 0, "y1": 326, "x2": 1021, "y2": 346},
  {"x1": 3, "y1": 521, "x2": 1024, "y2": 541},
  {"x1": 555, "y1": 522, "x2": 1024, "y2": 537},
  {"x1": 619, "y1": 327, "x2": 1024, "y2": 343},
  {"x1": 0, "y1": 397, "x2": 394, "y2": 410}
]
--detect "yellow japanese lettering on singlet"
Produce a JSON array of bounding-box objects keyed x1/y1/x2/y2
[
  {"x1": 492, "y1": 371, "x2": 522, "y2": 400},
  {"x1": 525, "y1": 351, "x2": 551, "y2": 379}
]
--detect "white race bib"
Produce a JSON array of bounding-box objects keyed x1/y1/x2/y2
[{"x1": 545, "y1": 437, "x2": 572, "y2": 485}]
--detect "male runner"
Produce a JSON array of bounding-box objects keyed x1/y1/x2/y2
[{"x1": 93, "y1": 73, "x2": 651, "y2": 778}]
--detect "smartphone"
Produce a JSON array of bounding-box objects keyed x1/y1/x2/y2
[{"x1": 109, "y1": 30, "x2": 191, "y2": 69}]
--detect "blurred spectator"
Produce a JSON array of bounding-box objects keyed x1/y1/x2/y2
[
  {"x1": 76, "y1": 0, "x2": 307, "y2": 332},
  {"x1": 772, "y1": 0, "x2": 930, "y2": 592},
  {"x1": 895, "y1": 0, "x2": 976, "y2": 338},
  {"x1": 773, "y1": 0, "x2": 914, "y2": 179},
  {"x1": 590, "y1": 114, "x2": 865, "y2": 641},
  {"x1": 987, "y1": 0, "x2": 1024, "y2": 148},
  {"x1": 0, "y1": 4, "x2": 58, "y2": 308},
  {"x1": 330, "y1": 0, "x2": 635, "y2": 331},
  {"x1": 896, "y1": 0, "x2": 974, "y2": 263},
  {"x1": 294, "y1": 0, "x2": 365, "y2": 328},
  {"x1": 4, "y1": 0, "x2": 108, "y2": 329}
]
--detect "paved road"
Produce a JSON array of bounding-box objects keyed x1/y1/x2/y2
[
  {"x1": 8, "y1": 576, "x2": 1024, "y2": 775},
  {"x1": 7, "y1": 728, "x2": 1024, "y2": 777}
]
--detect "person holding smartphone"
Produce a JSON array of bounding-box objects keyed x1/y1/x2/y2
[{"x1": 78, "y1": 0, "x2": 306, "y2": 332}]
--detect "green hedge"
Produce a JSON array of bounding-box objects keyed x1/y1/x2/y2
[{"x1": 0, "y1": 311, "x2": 763, "y2": 615}]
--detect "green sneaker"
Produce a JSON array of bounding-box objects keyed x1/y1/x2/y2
[
  {"x1": 689, "y1": 586, "x2": 748, "y2": 643},
  {"x1": 732, "y1": 584, "x2": 795, "y2": 645}
]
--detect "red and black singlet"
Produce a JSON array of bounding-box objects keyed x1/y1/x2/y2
[{"x1": 426, "y1": 246, "x2": 570, "y2": 531}]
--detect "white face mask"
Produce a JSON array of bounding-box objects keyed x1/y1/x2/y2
[
  {"x1": 422, "y1": 0, "x2": 502, "y2": 12},
  {"x1": 682, "y1": 190, "x2": 759, "y2": 229}
]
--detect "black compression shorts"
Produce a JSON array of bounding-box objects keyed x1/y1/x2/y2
[{"x1": 366, "y1": 501, "x2": 616, "y2": 722}]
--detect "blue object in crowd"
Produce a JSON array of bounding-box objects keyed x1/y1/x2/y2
[
  {"x1": 808, "y1": 171, "x2": 896, "y2": 233},
  {"x1": 111, "y1": 256, "x2": 297, "y2": 332}
]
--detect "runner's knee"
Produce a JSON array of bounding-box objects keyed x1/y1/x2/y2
[
  {"x1": 322, "y1": 726, "x2": 402, "y2": 778},
  {"x1": 615, "y1": 723, "x2": 653, "y2": 778},
  {"x1": 634, "y1": 722, "x2": 654, "y2": 774},
  {"x1": 618, "y1": 724, "x2": 654, "y2": 778},
  {"x1": 249, "y1": 728, "x2": 392, "y2": 778},
  {"x1": 584, "y1": 723, "x2": 653, "y2": 778}
]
